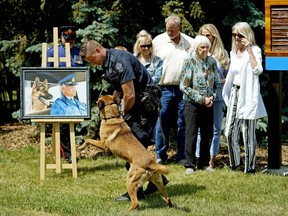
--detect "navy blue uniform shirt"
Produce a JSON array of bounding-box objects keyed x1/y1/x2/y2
[
  {"x1": 50, "y1": 94, "x2": 87, "y2": 116},
  {"x1": 103, "y1": 49, "x2": 153, "y2": 94},
  {"x1": 47, "y1": 44, "x2": 85, "y2": 67}
]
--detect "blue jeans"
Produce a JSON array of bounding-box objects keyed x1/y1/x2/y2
[
  {"x1": 196, "y1": 100, "x2": 224, "y2": 157},
  {"x1": 155, "y1": 86, "x2": 185, "y2": 162}
]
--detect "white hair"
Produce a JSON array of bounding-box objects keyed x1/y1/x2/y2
[{"x1": 194, "y1": 35, "x2": 211, "y2": 49}]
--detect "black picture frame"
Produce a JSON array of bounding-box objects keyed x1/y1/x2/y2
[{"x1": 20, "y1": 67, "x2": 90, "y2": 119}]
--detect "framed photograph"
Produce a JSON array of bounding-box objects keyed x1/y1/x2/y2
[{"x1": 20, "y1": 67, "x2": 90, "y2": 119}]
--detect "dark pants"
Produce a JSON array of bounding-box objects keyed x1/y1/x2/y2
[
  {"x1": 184, "y1": 101, "x2": 213, "y2": 169},
  {"x1": 60, "y1": 124, "x2": 71, "y2": 158},
  {"x1": 125, "y1": 100, "x2": 158, "y2": 149}
]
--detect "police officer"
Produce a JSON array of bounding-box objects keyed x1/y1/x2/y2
[
  {"x1": 50, "y1": 74, "x2": 87, "y2": 116},
  {"x1": 47, "y1": 26, "x2": 86, "y2": 163},
  {"x1": 79, "y1": 40, "x2": 169, "y2": 202},
  {"x1": 47, "y1": 26, "x2": 84, "y2": 67}
]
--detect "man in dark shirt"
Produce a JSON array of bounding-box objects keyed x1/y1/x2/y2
[{"x1": 79, "y1": 40, "x2": 168, "y2": 201}]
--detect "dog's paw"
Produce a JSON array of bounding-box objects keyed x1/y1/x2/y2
[
  {"x1": 128, "y1": 204, "x2": 139, "y2": 211},
  {"x1": 77, "y1": 145, "x2": 86, "y2": 150}
]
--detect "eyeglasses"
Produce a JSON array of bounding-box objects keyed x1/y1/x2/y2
[
  {"x1": 140, "y1": 44, "x2": 152, "y2": 48},
  {"x1": 232, "y1": 33, "x2": 245, "y2": 39}
]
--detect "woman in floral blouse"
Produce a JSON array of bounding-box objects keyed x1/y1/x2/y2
[{"x1": 180, "y1": 35, "x2": 221, "y2": 174}]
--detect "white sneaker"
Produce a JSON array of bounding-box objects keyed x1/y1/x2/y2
[
  {"x1": 205, "y1": 166, "x2": 215, "y2": 172},
  {"x1": 185, "y1": 168, "x2": 195, "y2": 175}
]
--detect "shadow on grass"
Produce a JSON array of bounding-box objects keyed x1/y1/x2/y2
[
  {"x1": 77, "y1": 156, "x2": 125, "y2": 175},
  {"x1": 139, "y1": 182, "x2": 205, "y2": 213}
]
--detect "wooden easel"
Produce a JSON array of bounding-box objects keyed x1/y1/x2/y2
[{"x1": 32, "y1": 27, "x2": 83, "y2": 180}]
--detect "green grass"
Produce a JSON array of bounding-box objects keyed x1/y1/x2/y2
[{"x1": 0, "y1": 145, "x2": 288, "y2": 216}]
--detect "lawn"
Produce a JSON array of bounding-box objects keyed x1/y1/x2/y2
[{"x1": 0, "y1": 144, "x2": 288, "y2": 216}]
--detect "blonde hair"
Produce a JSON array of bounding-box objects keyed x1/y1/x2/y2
[
  {"x1": 231, "y1": 22, "x2": 256, "y2": 52},
  {"x1": 198, "y1": 24, "x2": 229, "y2": 70},
  {"x1": 115, "y1": 46, "x2": 127, "y2": 51},
  {"x1": 136, "y1": 30, "x2": 151, "y2": 39},
  {"x1": 133, "y1": 33, "x2": 155, "y2": 56}
]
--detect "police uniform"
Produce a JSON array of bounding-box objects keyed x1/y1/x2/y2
[
  {"x1": 46, "y1": 26, "x2": 85, "y2": 67},
  {"x1": 50, "y1": 96, "x2": 87, "y2": 115},
  {"x1": 103, "y1": 49, "x2": 169, "y2": 201},
  {"x1": 104, "y1": 48, "x2": 161, "y2": 145},
  {"x1": 103, "y1": 48, "x2": 157, "y2": 147},
  {"x1": 50, "y1": 74, "x2": 87, "y2": 116},
  {"x1": 103, "y1": 48, "x2": 152, "y2": 95}
]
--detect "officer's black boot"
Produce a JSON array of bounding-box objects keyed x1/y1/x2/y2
[
  {"x1": 144, "y1": 175, "x2": 169, "y2": 196},
  {"x1": 115, "y1": 187, "x2": 145, "y2": 202}
]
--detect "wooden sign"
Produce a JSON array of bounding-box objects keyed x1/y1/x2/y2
[{"x1": 265, "y1": 0, "x2": 288, "y2": 70}]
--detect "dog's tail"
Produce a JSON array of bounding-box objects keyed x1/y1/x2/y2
[{"x1": 149, "y1": 163, "x2": 170, "y2": 175}]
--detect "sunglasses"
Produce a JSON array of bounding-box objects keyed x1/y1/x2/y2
[
  {"x1": 140, "y1": 44, "x2": 152, "y2": 48},
  {"x1": 232, "y1": 33, "x2": 245, "y2": 39},
  {"x1": 202, "y1": 34, "x2": 212, "y2": 37}
]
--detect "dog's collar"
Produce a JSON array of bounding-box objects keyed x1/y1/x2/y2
[{"x1": 102, "y1": 115, "x2": 121, "y2": 120}]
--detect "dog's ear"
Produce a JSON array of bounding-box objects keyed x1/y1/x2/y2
[
  {"x1": 32, "y1": 77, "x2": 40, "y2": 89},
  {"x1": 113, "y1": 96, "x2": 121, "y2": 105},
  {"x1": 97, "y1": 99, "x2": 105, "y2": 110},
  {"x1": 43, "y1": 79, "x2": 48, "y2": 86}
]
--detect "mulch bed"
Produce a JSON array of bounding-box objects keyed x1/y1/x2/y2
[{"x1": 1, "y1": 123, "x2": 287, "y2": 171}]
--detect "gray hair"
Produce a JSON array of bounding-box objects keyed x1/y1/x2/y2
[{"x1": 165, "y1": 14, "x2": 181, "y2": 26}]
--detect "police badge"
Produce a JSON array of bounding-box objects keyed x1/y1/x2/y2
[{"x1": 115, "y1": 62, "x2": 124, "y2": 73}]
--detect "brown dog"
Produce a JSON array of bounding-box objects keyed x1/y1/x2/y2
[
  {"x1": 31, "y1": 76, "x2": 53, "y2": 112},
  {"x1": 78, "y1": 95, "x2": 173, "y2": 210}
]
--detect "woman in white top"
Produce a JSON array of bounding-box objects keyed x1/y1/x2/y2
[{"x1": 222, "y1": 22, "x2": 267, "y2": 173}]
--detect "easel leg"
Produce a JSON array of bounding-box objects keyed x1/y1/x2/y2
[
  {"x1": 40, "y1": 123, "x2": 46, "y2": 180},
  {"x1": 52, "y1": 124, "x2": 55, "y2": 159},
  {"x1": 69, "y1": 123, "x2": 78, "y2": 178},
  {"x1": 54, "y1": 122, "x2": 61, "y2": 173}
]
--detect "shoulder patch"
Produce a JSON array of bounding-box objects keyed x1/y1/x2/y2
[{"x1": 115, "y1": 62, "x2": 124, "y2": 73}]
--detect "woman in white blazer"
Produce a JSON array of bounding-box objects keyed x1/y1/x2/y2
[{"x1": 222, "y1": 22, "x2": 267, "y2": 173}]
